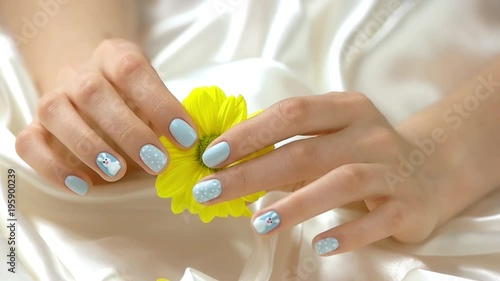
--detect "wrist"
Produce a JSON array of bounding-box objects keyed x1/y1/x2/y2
[{"x1": 395, "y1": 59, "x2": 500, "y2": 225}]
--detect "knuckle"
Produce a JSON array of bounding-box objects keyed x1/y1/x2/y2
[
  {"x1": 384, "y1": 204, "x2": 406, "y2": 230},
  {"x1": 96, "y1": 38, "x2": 135, "y2": 55},
  {"x1": 97, "y1": 39, "x2": 119, "y2": 53},
  {"x1": 349, "y1": 91, "x2": 371, "y2": 105},
  {"x1": 47, "y1": 158, "x2": 68, "y2": 182},
  {"x1": 336, "y1": 165, "x2": 368, "y2": 192},
  {"x1": 150, "y1": 97, "x2": 169, "y2": 118},
  {"x1": 117, "y1": 122, "x2": 143, "y2": 143},
  {"x1": 276, "y1": 97, "x2": 311, "y2": 123},
  {"x1": 15, "y1": 129, "x2": 34, "y2": 158},
  {"x1": 288, "y1": 142, "x2": 314, "y2": 161},
  {"x1": 284, "y1": 142, "x2": 317, "y2": 170},
  {"x1": 37, "y1": 95, "x2": 62, "y2": 120},
  {"x1": 73, "y1": 130, "x2": 93, "y2": 156},
  {"x1": 370, "y1": 127, "x2": 397, "y2": 147},
  {"x1": 379, "y1": 165, "x2": 397, "y2": 194},
  {"x1": 232, "y1": 165, "x2": 249, "y2": 194},
  {"x1": 363, "y1": 127, "x2": 401, "y2": 158},
  {"x1": 55, "y1": 65, "x2": 76, "y2": 85},
  {"x1": 382, "y1": 136, "x2": 401, "y2": 158},
  {"x1": 112, "y1": 50, "x2": 147, "y2": 79},
  {"x1": 346, "y1": 92, "x2": 375, "y2": 115},
  {"x1": 75, "y1": 72, "x2": 104, "y2": 103}
]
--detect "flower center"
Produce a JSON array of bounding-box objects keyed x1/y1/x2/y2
[{"x1": 196, "y1": 134, "x2": 221, "y2": 172}]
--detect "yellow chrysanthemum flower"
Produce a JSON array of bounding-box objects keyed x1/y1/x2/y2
[{"x1": 156, "y1": 86, "x2": 272, "y2": 223}]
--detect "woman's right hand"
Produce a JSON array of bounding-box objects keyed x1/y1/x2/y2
[{"x1": 15, "y1": 39, "x2": 198, "y2": 195}]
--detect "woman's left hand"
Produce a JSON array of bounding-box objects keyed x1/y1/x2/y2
[{"x1": 192, "y1": 92, "x2": 442, "y2": 256}]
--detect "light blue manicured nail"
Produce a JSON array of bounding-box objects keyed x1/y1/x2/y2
[
  {"x1": 139, "y1": 144, "x2": 168, "y2": 172},
  {"x1": 252, "y1": 211, "x2": 281, "y2": 234},
  {"x1": 202, "y1": 141, "x2": 230, "y2": 168},
  {"x1": 192, "y1": 179, "x2": 222, "y2": 203},
  {"x1": 314, "y1": 237, "x2": 339, "y2": 255},
  {"x1": 64, "y1": 175, "x2": 89, "y2": 196},
  {"x1": 169, "y1": 118, "x2": 197, "y2": 148},
  {"x1": 95, "y1": 152, "x2": 121, "y2": 177}
]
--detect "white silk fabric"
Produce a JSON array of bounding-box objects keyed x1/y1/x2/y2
[{"x1": 1, "y1": 0, "x2": 500, "y2": 280}]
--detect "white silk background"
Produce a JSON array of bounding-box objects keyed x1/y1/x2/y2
[{"x1": 1, "y1": 0, "x2": 500, "y2": 280}]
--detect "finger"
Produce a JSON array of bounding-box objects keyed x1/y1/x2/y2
[
  {"x1": 62, "y1": 66, "x2": 168, "y2": 174},
  {"x1": 201, "y1": 92, "x2": 377, "y2": 168},
  {"x1": 192, "y1": 131, "x2": 363, "y2": 204},
  {"x1": 15, "y1": 124, "x2": 92, "y2": 195},
  {"x1": 276, "y1": 177, "x2": 318, "y2": 193},
  {"x1": 312, "y1": 202, "x2": 404, "y2": 256},
  {"x1": 91, "y1": 39, "x2": 198, "y2": 149},
  {"x1": 37, "y1": 92, "x2": 126, "y2": 180},
  {"x1": 249, "y1": 163, "x2": 392, "y2": 235}
]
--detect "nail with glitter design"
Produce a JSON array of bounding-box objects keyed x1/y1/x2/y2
[
  {"x1": 96, "y1": 152, "x2": 121, "y2": 177},
  {"x1": 192, "y1": 179, "x2": 222, "y2": 203},
  {"x1": 252, "y1": 211, "x2": 281, "y2": 234},
  {"x1": 314, "y1": 237, "x2": 339, "y2": 255},
  {"x1": 139, "y1": 144, "x2": 168, "y2": 172}
]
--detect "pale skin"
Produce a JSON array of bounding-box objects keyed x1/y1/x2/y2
[
  {"x1": 3, "y1": 1, "x2": 500, "y2": 255},
  {"x1": 1, "y1": 0, "x2": 199, "y2": 184}
]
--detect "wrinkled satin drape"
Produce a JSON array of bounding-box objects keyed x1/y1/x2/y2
[{"x1": 1, "y1": 1, "x2": 500, "y2": 280}]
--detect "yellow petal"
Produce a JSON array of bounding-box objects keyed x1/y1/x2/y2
[
  {"x1": 199, "y1": 206, "x2": 217, "y2": 223},
  {"x1": 225, "y1": 200, "x2": 245, "y2": 217},
  {"x1": 242, "y1": 208, "x2": 252, "y2": 217},
  {"x1": 156, "y1": 157, "x2": 200, "y2": 196},
  {"x1": 227, "y1": 144, "x2": 274, "y2": 171},
  {"x1": 247, "y1": 109, "x2": 262, "y2": 119},
  {"x1": 183, "y1": 86, "x2": 227, "y2": 136},
  {"x1": 171, "y1": 196, "x2": 186, "y2": 214},
  {"x1": 156, "y1": 86, "x2": 271, "y2": 223},
  {"x1": 218, "y1": 95, "x2": 247, "y2": 132},
  {"x1": 156, "y1": 136, "x2": 200, "y2": 198}
]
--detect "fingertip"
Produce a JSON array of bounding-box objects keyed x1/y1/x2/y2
[
  {"x1": 201, "y1": 141, "x2": 231, "y2": 168},
  {"x1": 251, "y1": 210, "x2": 281, "y2": 235},
  {"x1": 15, "y1": 125, "x2": 93, "y2": 196},
  {"x1": 313, "y1": 237, "x2": 340, "y2": 256},
  {"x1": 168, "y1": 118, "x2": 198, "y2": 149},
  {"x1": 139, "y1": 143, "x2": 169, "y2": 174},
  {"x1": 63, "y1": 174, "x2": 91, "y2": 196},
  {"x1": 95, "y1": 152, "x2": 128, "y2": 182},
  {"x1": 192, "y1": 178, "x2": 222, "y2": 204}
]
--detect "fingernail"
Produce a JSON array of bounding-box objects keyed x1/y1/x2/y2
[
  {"x1": 202, "y1": 141, "x2": 230, "y2": 168},
  {"x1": 169, "y1": 118, "x2": 197, "y2": 148},
  {"x1": 252, "y1": 211, "x2": 281, "y2": 234},
  {"x1": 64, "y1": 175, "x2": 89, "y2": 196},
  {"x1": 314, "y1": 237, "x2": 339, "y2": 255},
  {"x1": 140, "y1": 144, "x2": 168, "y2": 172},
  {"x1": 95, "y1": 152, "x2": 121, "y2": 177},
  {"x1": 192, "y1": 179, "x2": 222, "y2": 203}
]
